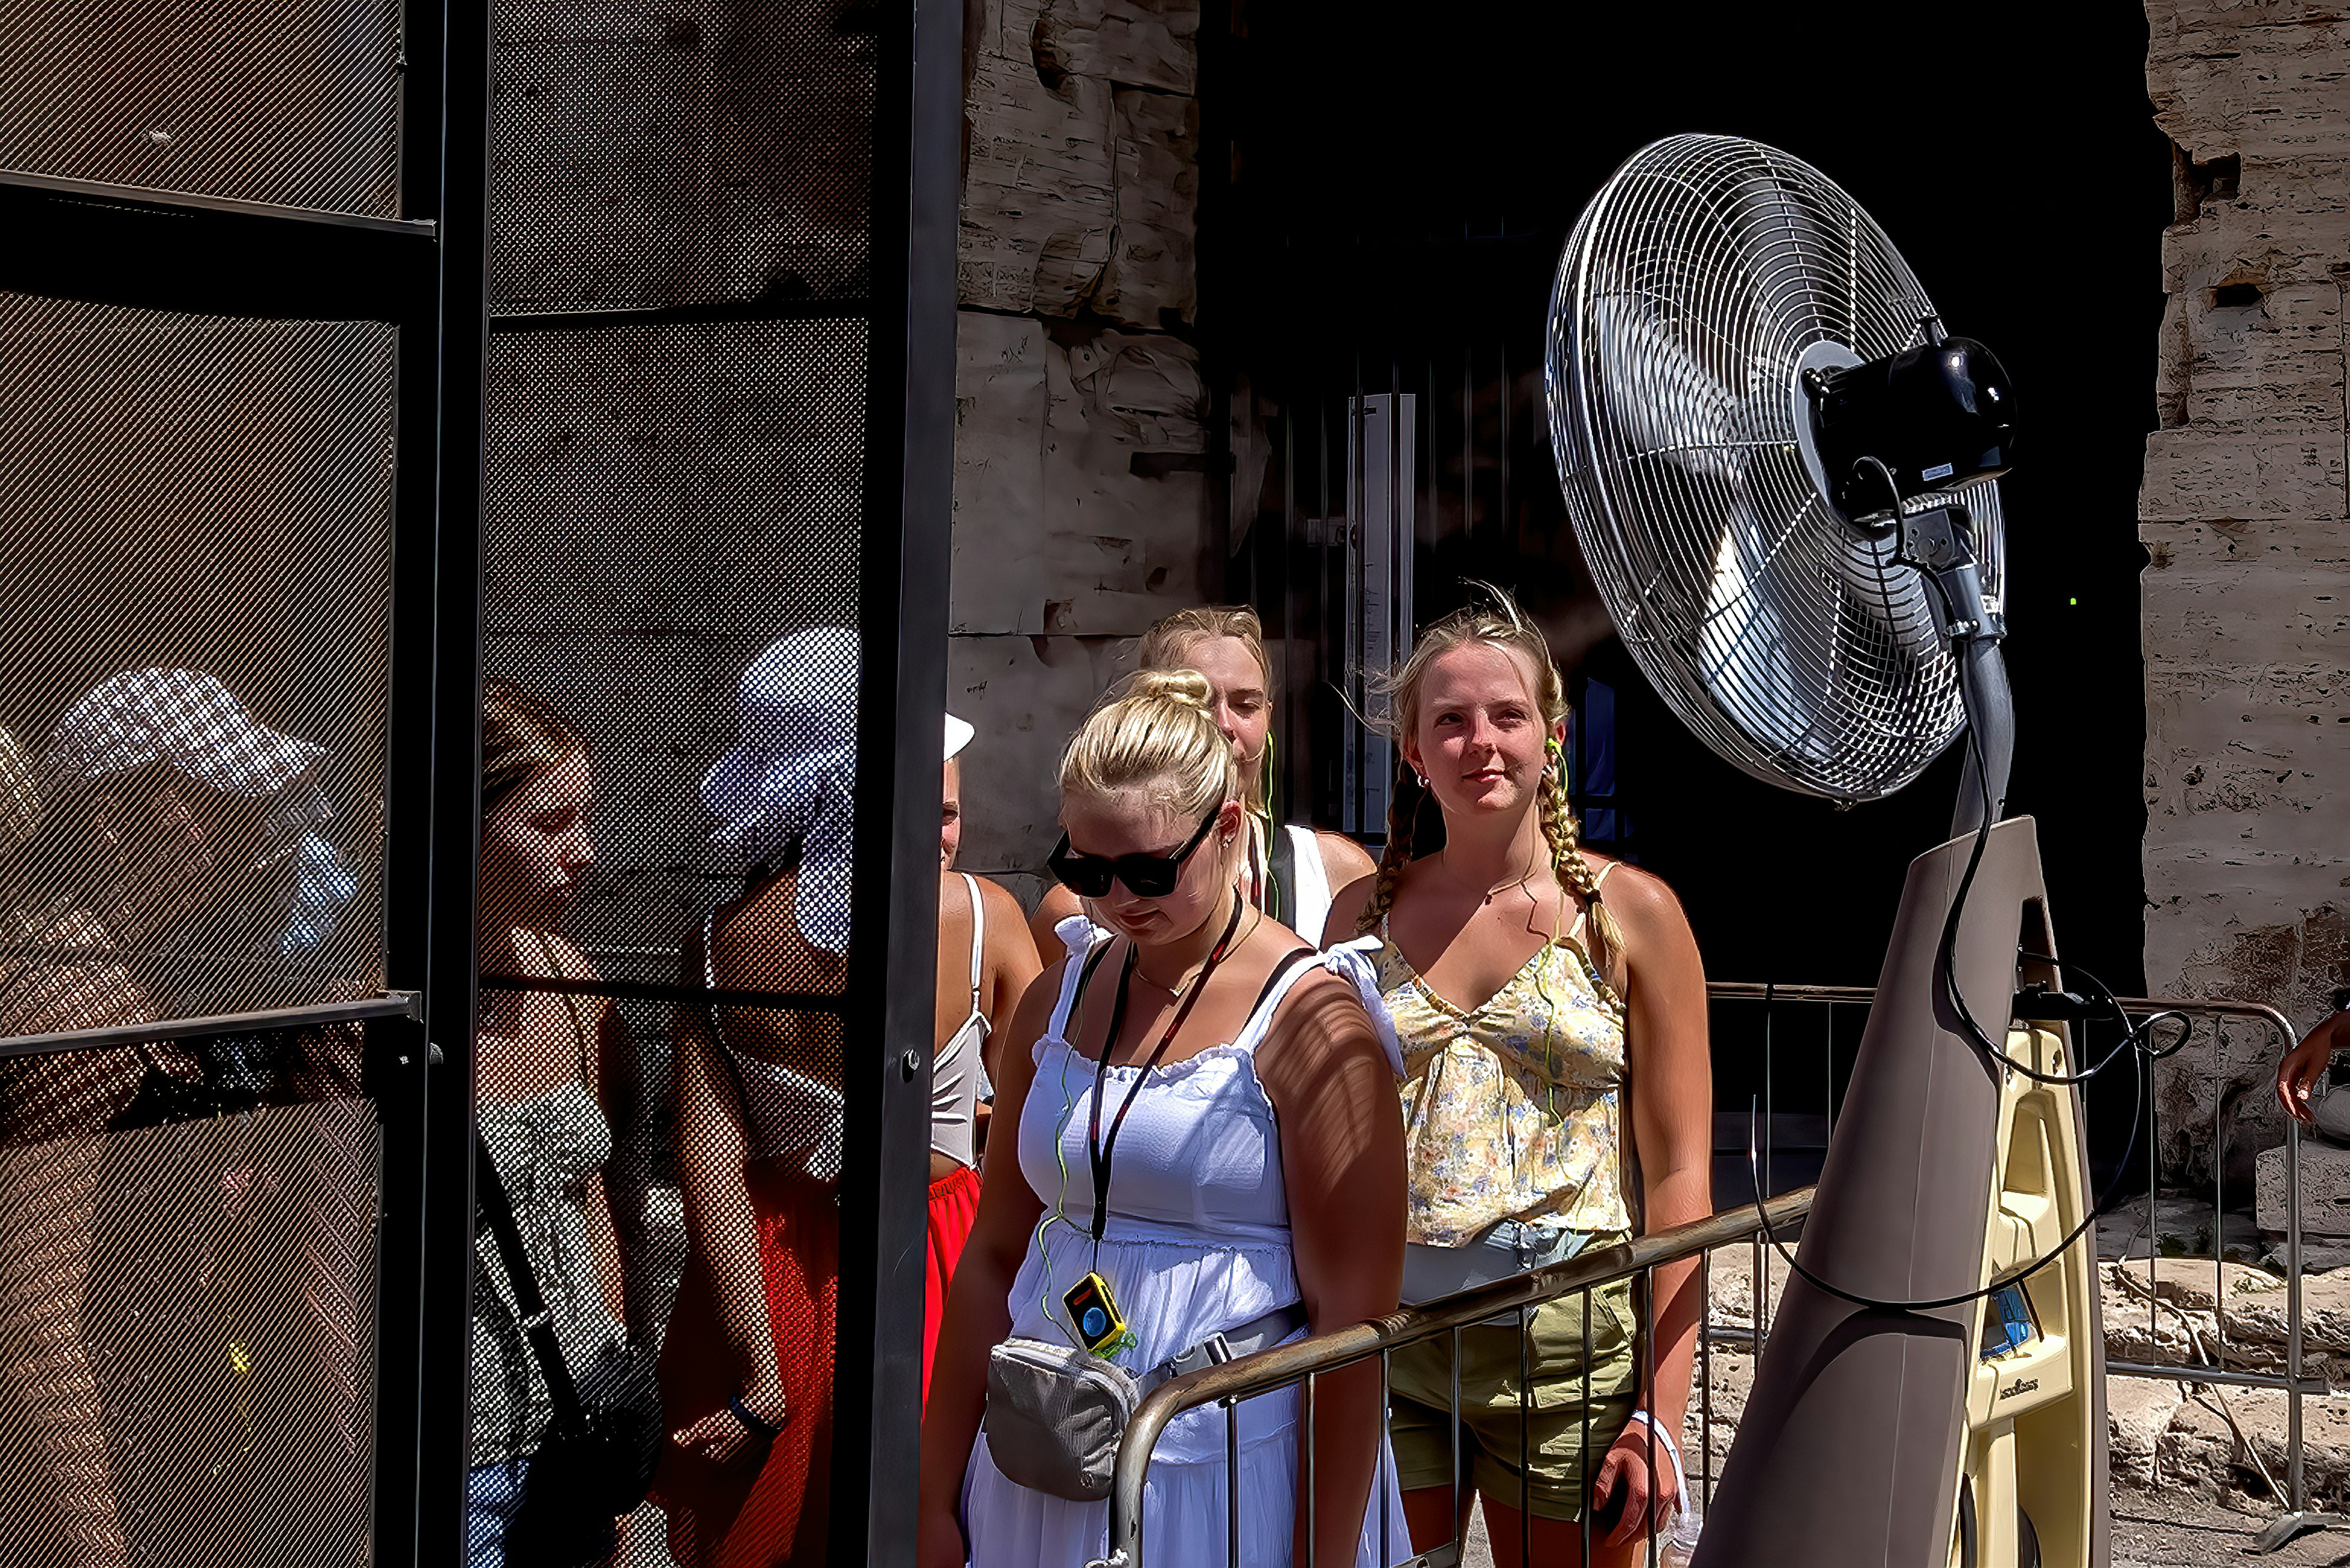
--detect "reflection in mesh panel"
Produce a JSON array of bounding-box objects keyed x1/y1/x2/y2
[
  {"x1": 467, "y1": 631, "x2": 860, "y2": 1562},
  {"x1": 0, "y1": 0, "x2": 403, "y2": 215},
  {"x1": 491, "y1": 0, "x2": 877, "y2": 314},
  {"x1": 0, "y1": 1033, "x2": 377, "y2": 1567},
  {"x1": 0, "y1": 293, "x2": 395, "y2": 1026},
  {"x1": 479, "y1": 0, "x2": 881, "y2": 1550}
]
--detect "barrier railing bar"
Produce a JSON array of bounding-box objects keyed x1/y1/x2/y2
[
  {"x1": 1518, "y1": 1299, "x2": 1531, "y2": 1568},
  {"x1": 476, "y1": 971, "x2": 852, "y2": 1014},
  {"x1": 1094, "y1": 1189, "x2": 1814, "y2": 1568},
  {"x1": 2290, "y1": 1113, "x2": 2305, "y2": 1510},
  {"x1": 1225, "y1": 1398, "x2": 1240, "y2": 1568},
  {"x1": 1578, "y1": 1287, "x2": 1591, "y2": 1567},
  {"x1": 1699, "y1": 1249, "x2": 1714, "y2": 1509},
  {"x1": 1377, "y1": 1348, "x2": 1392, "y2": 1568},
  {"x1": 2107, "y1": 1360, "x2": 2328, "y2": 1397},
  {"x1": 1304, "y1": 1369, "x2": 1317, "y2": 1568},
  {"x1": 0, "y1": 991, "x2": 420, "y2": 1058},
  {"x1": 1641, "y1": 1270, "x2": 1658, "y2": 1568}
]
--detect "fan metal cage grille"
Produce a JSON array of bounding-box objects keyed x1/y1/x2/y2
[{"x1": 1545, "y1": 133, "x2": 2005, "y2": 804}]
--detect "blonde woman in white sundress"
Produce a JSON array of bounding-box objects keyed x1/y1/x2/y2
[{"x1": 921, "y1": 670, "x2": 1411, "y2": 1568}]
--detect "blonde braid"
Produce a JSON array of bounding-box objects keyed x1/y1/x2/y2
[
  {"x1": 1357, "y1": 757, "x2": 1423, "y2": 935},
  {"x1": 1540, "y1": 737, "x2": 1625, "y2": 1010}
]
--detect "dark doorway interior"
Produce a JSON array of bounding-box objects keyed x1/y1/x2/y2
[{"x1": 1208, "y1": 1, "x2": 2171, "y2": 1184}]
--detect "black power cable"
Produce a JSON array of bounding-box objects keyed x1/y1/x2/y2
[{"x1": 1745, "y1": 472, "x2": 2193, "y2": 1312}]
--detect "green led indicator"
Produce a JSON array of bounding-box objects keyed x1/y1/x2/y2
[{"x1": 2068, "y1": 597, "x2": 2078, "y2": 606}]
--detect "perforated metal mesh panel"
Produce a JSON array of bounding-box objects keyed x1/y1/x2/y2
[
  {"x1": 475, "y1": 1, "x2": 884, "y2": 1556},
  {"x1": 0, "y1": 293, "x2": 397, "y2": 1026},
  {"x1": 0, "y1": 1034, "x2": 378, "y2": 1566},
  {"x1": 0, "y1": 0, "x2": 403, "y2": 215},
  {"x1": 491, "y1": 0, "x2": 876, "y2": 314}
]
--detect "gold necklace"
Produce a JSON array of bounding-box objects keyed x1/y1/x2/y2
[
  {"x1": 1438, "y1": 845, "x2": 1541, "y2": 906},
  {"x1": 1136, "y1": 904, "x2": 1258, "y2": 998}
]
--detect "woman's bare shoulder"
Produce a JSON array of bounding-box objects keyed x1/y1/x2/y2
[
  {"x1": 1321, "y1": 868, "x2": 1383, "y2": 945},
  {"x1": 1312, "y1": 829, "x2": 1377, "y2": 886},
  {"x1": 972, "y1": 873, "x2": 1029, "y2": 928},
  {"x1": 1589, "y1": 857, "x2": 1685, "y2": 922},
  {"x1": 535, "y1": 929, "x2": 599, "y2": 980},
  {"x1": 1026, "y1": 881, "x2": 1083, "y2": 961}
]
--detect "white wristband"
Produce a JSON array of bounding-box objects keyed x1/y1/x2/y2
[{"x1": 1622, "y1": 1408, "x2": 1687, "y2": 1505}]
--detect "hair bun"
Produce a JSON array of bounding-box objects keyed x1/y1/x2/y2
[{"x1": 1113, "y1": 667, "x2": 1215, "y2": 712}]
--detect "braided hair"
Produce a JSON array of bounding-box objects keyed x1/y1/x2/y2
[
  {"x1": 1357, "y1": 760, "x2": 1425, "y2": 938},
  {"x1": 1353, "y1": 585, "x2": 1625, "y2": 1006},
  {"x1": 1540, "y1": 734, "x2": 1626, "y2": 1009}
]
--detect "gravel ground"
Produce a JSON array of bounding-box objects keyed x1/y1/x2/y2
[
  {"x1": 1446, "y1": 1487, "x2": 2350, "y2": 1568},
  {"x1": 2111, "y1": 1486, "x2": 2350, "y2": 1567}
]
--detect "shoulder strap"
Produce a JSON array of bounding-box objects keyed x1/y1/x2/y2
[
  {"x1": 1232, "y1": 947, "x2": 1320, "y2": 1056},
  {"x1": 1266, "y1": 817, "x2": 1296, "y2": 926},
  {"x1": 700, "y1": 907, "x2": 729, "y2": 1055},
  {"x1": 1045, "y1": 925, "x2": 1114, "y2": 1045},
  {"x1": 960, "y1": 873, "x2": 985, "y2": 999},
  {"x1": 531, "y1": 928, "x2": 595, "y2": 1083},
  {"x1": 474, "y1": 1129, "x2": 589, "y2": 1439}
]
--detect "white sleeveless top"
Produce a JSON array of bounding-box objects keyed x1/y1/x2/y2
[
  {"x1": 961, "y1": 916, "x2": 1406, "y2": 1567},
  {"x1": 1247, "y1": 820, "x2": 1335, "y2": 946},
  {"x1": 703, "y1": 909, "x2": 845, "y2": 1179},
  {"x1": 932, "y1": 872, "x2": 988, "y2": 1167}
]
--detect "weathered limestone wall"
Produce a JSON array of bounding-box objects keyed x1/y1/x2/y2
[
  {"x1": 483, "y1": 0, "x2": 876, "y2": 957},
  {"x1": 950, "y1": 0, "x2": 1214, "y2": 897},
  {"x1": 2141, "y1": 1, "x2": 2350, "y2": 1186}
]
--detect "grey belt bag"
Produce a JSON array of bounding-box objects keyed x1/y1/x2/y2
[{"x1": 983, "y1": 1302, "x2": 1304, "y2": 1503}]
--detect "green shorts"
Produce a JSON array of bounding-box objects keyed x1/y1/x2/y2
[{"x1": 1385, "y1": 1268, "x2": 1640, "y2": 1523}]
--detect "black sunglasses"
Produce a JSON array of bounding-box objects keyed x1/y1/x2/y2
[{"x1": 1047, "y1": 804, "x2": 1223, "y2": 899}]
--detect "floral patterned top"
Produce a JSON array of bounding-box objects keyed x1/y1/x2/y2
[{"x1": 1361, "y1": 883, "x2": 1630, "y2": 1246}]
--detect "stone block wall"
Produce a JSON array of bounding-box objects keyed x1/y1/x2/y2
[
  {"x1": 950, "y1": 0, "x2": 1214, "y2": 900},
  {"x1": 474, "y1": 0, "x2": 1212, "y2": 935},
  {"x1": 2141, "y1": 1, "x2": 2350, "y2": 1187}
]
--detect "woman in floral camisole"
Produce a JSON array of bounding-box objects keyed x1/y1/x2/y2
[{"x1": 1326, "y1": 588, "x2": 1713, "y2": 1568}]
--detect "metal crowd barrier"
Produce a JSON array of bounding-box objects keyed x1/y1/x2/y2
[
  {"x1": 1707, "y1": 984, "x2": 2316, "y2": 1512},
  {"x1": 1091, "y1": 984, "x2": 2319, "y2": 1567},
  {"x1": 1093, "y1": 1189, "x2": 1816, "y2": 1568}
]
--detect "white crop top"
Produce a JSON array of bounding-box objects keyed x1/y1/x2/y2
[
  {"x1": 703, "y1": 908, "x2": 845, "y2": 1179},
  {"x1": 931, "y1": 872, "x2": 988, "y2": 1167}
]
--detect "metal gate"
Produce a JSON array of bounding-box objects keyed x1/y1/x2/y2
[{"x1": 0, "y1": 0, "x2": 961, "y2": 1559}]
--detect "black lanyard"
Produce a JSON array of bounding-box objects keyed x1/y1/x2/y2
[{"x1": 1085, "y1": 896, "x2": 1247, "y2": 1246}]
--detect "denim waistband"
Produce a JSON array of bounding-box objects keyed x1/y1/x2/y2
[{"x1": 1400, "y1": 1220, "x2": 1602, "y2": 1307}]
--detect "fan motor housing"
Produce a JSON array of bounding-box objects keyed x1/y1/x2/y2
[{"x1": 1807, "y1": 337, "x2": 2016, "y2": 525}]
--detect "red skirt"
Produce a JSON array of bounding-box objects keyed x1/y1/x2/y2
[
  {"x1": 922, "y1": 1163, "x2": 982, "y2": 1409},
  {"x1": 653, "y1": 1160, "x2": 839, "y2": 1568}
]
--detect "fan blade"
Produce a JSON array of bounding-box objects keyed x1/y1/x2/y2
[
  {"x1": 1698, "y1": 496, "x2": 1839, "y2": 773},
  {"x1": 1586, "y1": 272, "x2": 1745, "y2": 483}
]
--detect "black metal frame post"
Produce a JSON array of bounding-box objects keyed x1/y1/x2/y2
[
  {"x1": 832, "y1": 1, "x2": 966, "y2": 1561},
  {"x1": 404, "y1": 0, "x2": 496, "y2": 1559}
]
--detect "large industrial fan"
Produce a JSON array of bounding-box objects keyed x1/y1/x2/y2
[{"x1": 1545, "y1": 135, "x2": 2105, "y2": 1567}]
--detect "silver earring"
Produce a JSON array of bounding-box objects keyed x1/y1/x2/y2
[{"x1": 1414, "y1": 772, "x2": 1429, "y2": 787}]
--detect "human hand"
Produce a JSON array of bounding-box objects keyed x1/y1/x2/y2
[
  {"x1": 669, "y1": 1385, "x2": 785, "y2": 1467},
  {"x1": 1592, "y1": 1414, "x2": 1682, "y2": 1547},
  {"x1": 2277, "y1": 1014, "x2": 2341, "y2": 1124},
  {"x1": 916, "y1": 1501, "x2": 969, "y2": 1568}
]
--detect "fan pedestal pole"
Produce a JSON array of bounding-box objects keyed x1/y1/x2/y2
[
  {"x1": 1696, "y1": 512, "x2": 2104, "y2": 1568},
  {"x1": 1953, "y1": 635, "x2": 2015, "y2": 837},
  {"x1": 1904, "y1": 501, "x2": 2014, "y2": 838}
]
